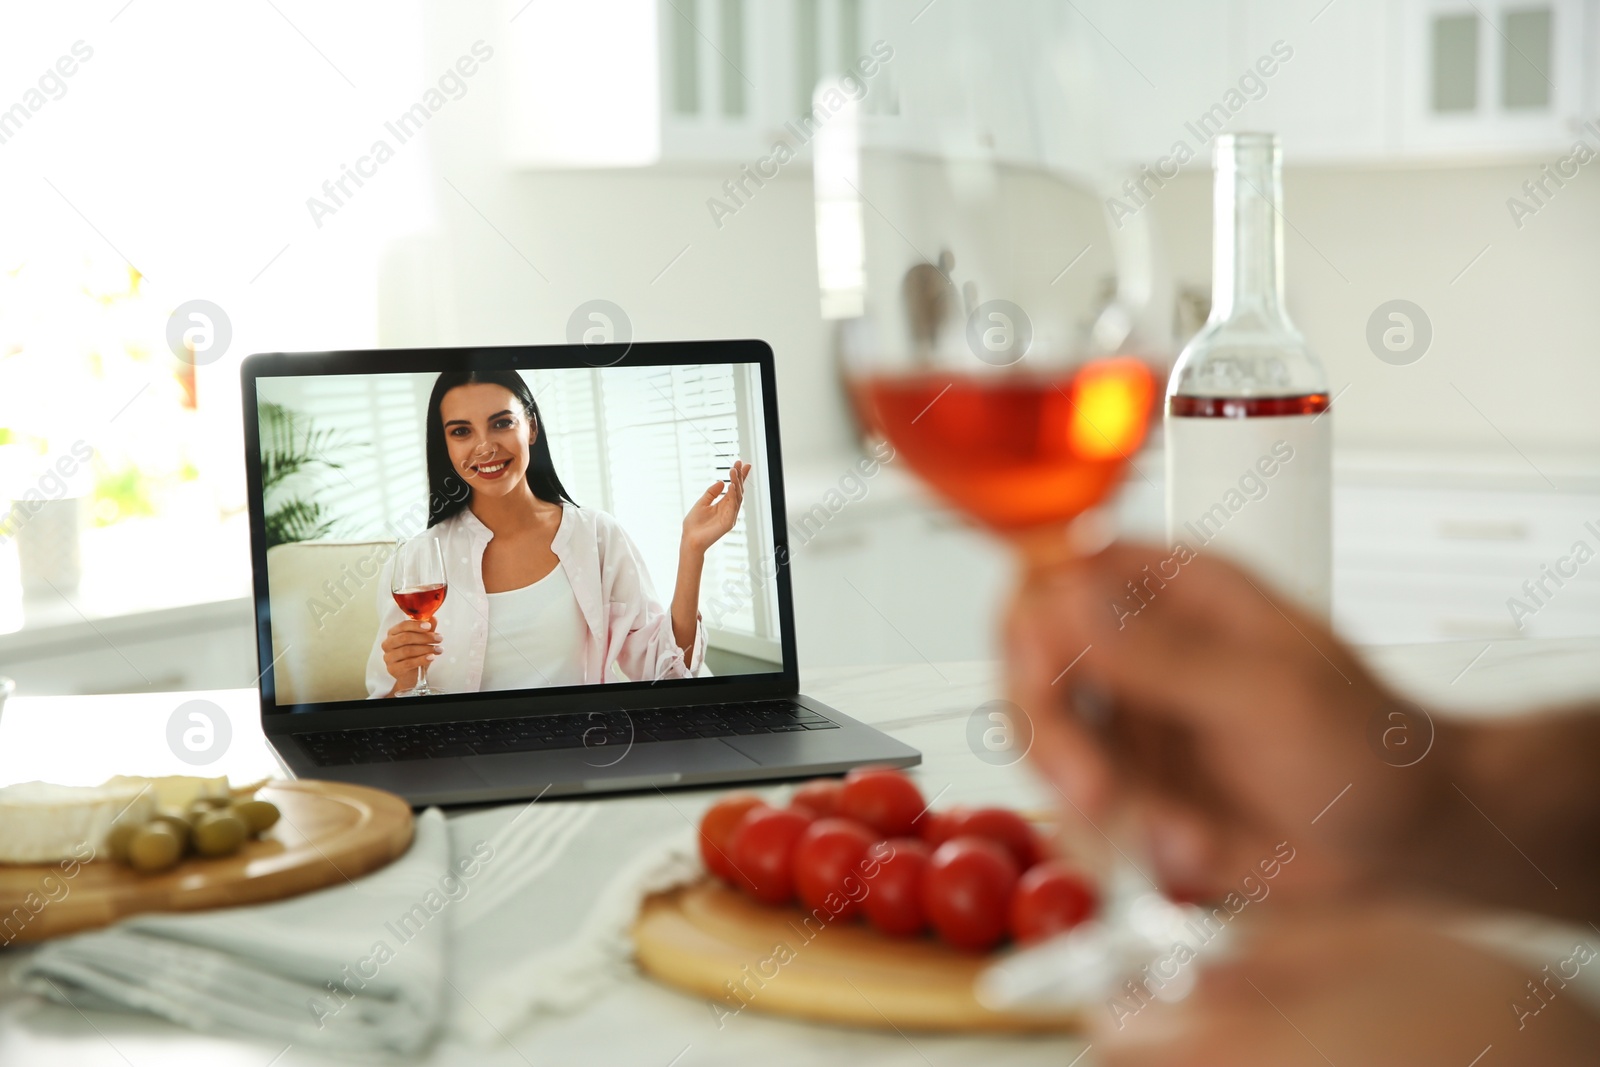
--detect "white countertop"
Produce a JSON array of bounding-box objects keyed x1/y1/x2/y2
[{"x1": 1, "y1": 637, "x2": 1596, "y2": 1065}]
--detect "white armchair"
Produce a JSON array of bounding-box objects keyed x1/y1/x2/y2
[{"x1": 265, "y1": 540, "x2": 391, "y2": 704}]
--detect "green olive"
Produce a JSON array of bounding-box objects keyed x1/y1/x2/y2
[
  {"x1": 149, "y1": 811, "x2": 193, "y2": 849},
  {"x1": 127, "y1": 823, "x2": 184, "y2": 873},
  {"x1": 192, "y1": 810, "x2": 247, "y2": 857},
  {"x1": 105, "y1": 821, "x2": 140, "y2": 863},
  {"x1": 232, "y1": 799, "x2": 280, "y2": 836}
]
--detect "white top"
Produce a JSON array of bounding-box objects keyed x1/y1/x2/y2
[
  {"x1": 365, "y1": 504, "x2": 705, "y2": 697},
  {"x1": 479, "y1": 565, "x2": 588, "y2": 691}
]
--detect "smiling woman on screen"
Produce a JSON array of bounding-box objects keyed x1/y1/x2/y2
[{"x1": 365, "y1": 370, "x2": 751, "y2": 697}]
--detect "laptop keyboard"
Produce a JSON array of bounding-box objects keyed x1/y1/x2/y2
[{"x1": 295, "y1": 700, "x2": 839, "y2": 767}]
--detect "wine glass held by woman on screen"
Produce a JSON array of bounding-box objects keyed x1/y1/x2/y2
[
  {"x1": 387, "y1": 537, "x2": 448, "y2": 697},
  {"x1": 371, "y1": 370, "x2": 752, "y2": 698}
]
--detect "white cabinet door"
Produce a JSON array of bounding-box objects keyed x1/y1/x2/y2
[
  {"x1": 504, "y1": 0, "x2": 665, "y2": 168},
  {"x1": 788, "y1": 502, "x2": 1008, "y2": 669},
  {"x1": 1395, "y1": 0, "x2": 1589, "y2": 157},
  {"x1": 657, "y1": 0, "x2": 784, "y2": 164},
  {"x1": 1333, "y1": 482, "x2": 1600, "y2": 643},
  {"x1": 1235, "y1": 0, "x2": 1396, "y2": 161},
  {"x1": 1336, "y1": 566, "x2": 1600, "y2": 642},
  {"x1": 1080, "y1": 0, "x2": 1238, "y2": 166},
  {"x1": 1, "y1": 600, "x2": 259, "y2": 697}
]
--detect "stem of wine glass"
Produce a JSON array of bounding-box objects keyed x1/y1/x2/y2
[
  {"x1": 1007, "y1": 506, "x2": 1117, "y2": 574},
  {"x1": 1006, "y1": 508, "x2": 1138, "y2": 889}
]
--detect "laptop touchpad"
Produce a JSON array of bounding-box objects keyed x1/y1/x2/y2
[
  {"x1": 464, "y1": 737, "x2": 757, "y2": 788},
  {"x1": 323, "y1": 758, "x2": 493, "y2": 796}
]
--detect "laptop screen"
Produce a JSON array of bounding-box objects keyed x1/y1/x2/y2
[{"x1": 245, "y1": 346, "x2": 790, "y2": 712}]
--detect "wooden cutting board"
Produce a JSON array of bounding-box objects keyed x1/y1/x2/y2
[
  {"x1": 0, "y1": 779, "x2": 414, "y2": 944},
  {"x1": 633, "y1": 880, "x2": 1082, "y2": 1033}
]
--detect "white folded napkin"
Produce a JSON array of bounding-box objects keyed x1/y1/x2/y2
[
  {"x1": 16, "y1": 808, "x2": 452, "y2": 1056},
  {"x1": 13, "y1": 794, "x2": 716, "y2": 1054},
  {"x1": 438, "y1": 794, "x2": 704, "y2": 1043}
]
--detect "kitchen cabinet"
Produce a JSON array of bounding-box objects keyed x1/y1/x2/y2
[
  {"x1": 1263, "y1": 0, "x2": 1591, "y2": 161},
  {"x1": 505, "y1": 0, "x2": 900, "y2": 169},
  {"x1": 1334, "y1": 479, "x2": 1600, "y2": 642},
  {"x1": 1084, "y1": 0, "x2": 1240, "y2": 167},
  {"x1": 1392, "y1": 0, "x2": 1592, "y2": 159},
  {"x1": 1233, "y1": 0, "x2": 1398, "y2": 162},
  {"x1": 505, "y1": 0, "x2": 1595, "y2": 175},
  {"x1": 1075, "y1": 0, "x2": 1594, "y2": 166},
  {"x1": 505, "y1": 0, "x2": 1195, "y2": 176},
  {"x1": 785, "y1": 451, "x2": 1600, "y2": 671},
  {"x1": 0, "y1": 598, "x2": 258, "y2": 697},
  {"x1": 787, "y1": 483, "x2": 1010, "y2": 669}
]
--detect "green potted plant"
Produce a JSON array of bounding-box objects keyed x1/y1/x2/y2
[{"x1": 259, "y1": 402, "x2": 352, "y2": 548}]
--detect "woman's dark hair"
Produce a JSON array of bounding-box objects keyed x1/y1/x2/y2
[{"x1": 425, "y1": 370, "x2": 577, "y2": 527}]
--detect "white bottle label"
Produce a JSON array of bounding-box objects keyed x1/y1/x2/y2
[{"x1": 1165, "y1": 413, "x2": 1332, "y2": 616}]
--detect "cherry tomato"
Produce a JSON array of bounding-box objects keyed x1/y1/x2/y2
[
  {"x1": 917, "y1": 806, "x2": 968, "y2": 848},
  {"x1": 792, "y1": 817, "x2": 876, "y2": 920},
  {"x1": 1164, "y1": 885, "x2": 1214, "y2": 906},
  {"x1": 1010, "y1": 861, "x2": 1099, "y2": 944},
  {"x1": 699, "y1": 793, "x2": 767, "y2": 885},
  {"x1": 860, "y1": 837, "x2": 930, "y2": 938},
  {"x1": 790, "y1": 778, "x2": 843, "y2": 818},
  {"x1": 951, "y1": 807, "x2": 1040, "y2": 871},
  {"x1": 838, "y1": 767, "x2": 925, "y2": 837},
  {"x1": 728, "y1": 806, "x2": 814, "y2": 905},
  {"x1": 922, "y1": 836, "x2": 1019, "y2": 952}
]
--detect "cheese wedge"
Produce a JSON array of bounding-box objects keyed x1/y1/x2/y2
[
  {"x1": 100, "y1": 774, "x2": 231, "y2": 811},
  {"x1": 0, "y1": 781, "x2": 159, "y2": 864}
]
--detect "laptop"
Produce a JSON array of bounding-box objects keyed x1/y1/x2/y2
[{"x1": 240, "y1": 339, "x2": 920, "y2": 806}]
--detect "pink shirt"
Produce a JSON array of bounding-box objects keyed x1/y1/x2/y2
[{"x1": 365, "y1": 504, "x2": 705, "y2": 697}]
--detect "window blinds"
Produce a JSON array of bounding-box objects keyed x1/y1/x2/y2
[
  {"x1": 257, "y1": 372, "x2": 431, "y2": 542},
  {"x1": 527, "y1": 364, "x2": 779, "y2": 655}
]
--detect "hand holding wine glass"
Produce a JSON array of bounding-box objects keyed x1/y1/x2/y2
[
  {"x1": 381, "y1": 618, "x2": 442, "y2": 695},
  {"x1": 1004, "y1": 541, "x2": 1434, "y2": 901},
  {"x1": 389, "y1": 537, "x2": 448, "y2": 697}
]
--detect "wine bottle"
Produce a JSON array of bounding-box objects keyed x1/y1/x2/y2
[{"x1": 1165, "y1": 133, "x2": 1332, "y2": 615}]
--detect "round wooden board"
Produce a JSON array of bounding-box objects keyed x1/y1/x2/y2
[
  {"x1": 0, "y1": 779, "x2": 414, "y2": 944},
  {"x1": 633, "y1": 880, "x2": 1082, "y2": 1033}
]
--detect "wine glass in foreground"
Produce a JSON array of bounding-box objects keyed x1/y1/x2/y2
[
  {"x1": 851, "y1": 349, "x2": 1158, "y2": 564},
  {"x1": 390, "y1": 537, "x2": 449, "y2": 697},
  {"x1": 846, "y1": 292, "x2": 1161, "y2": 826},
  {"x1": 814, "y1": 2, "x2": 1175, "y2": 1010},
  {"x1": 852, "y1": 350, "x2": 1180, "y2": 1013}
]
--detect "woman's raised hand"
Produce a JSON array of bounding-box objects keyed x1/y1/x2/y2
[
  {"x1": 681, "y1": 460, "x2": 751, "y2": 555},
  {"x1": 382, "y1": 618, "x2": 442, "y2": 694}
]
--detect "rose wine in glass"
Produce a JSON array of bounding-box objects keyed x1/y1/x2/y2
[
  {"x1": 391, "y1": 537, "x2": 448, "y2": 697},
  {"x1": 854, "y1": 357, "x2": 1158, "y2": 550}
]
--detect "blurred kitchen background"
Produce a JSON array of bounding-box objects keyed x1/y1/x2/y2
[{"x1": 1, "y1": 0, "x2": 1596, "y2": 695}]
